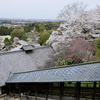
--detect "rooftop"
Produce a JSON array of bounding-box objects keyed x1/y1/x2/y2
[
  {"x1": 0, "y1": 46, "x2": 55, "y2": 86},
  {"x1": 6, "y1": 61, "x2": 100, "y2": 83},
  {"x1": 21, "y1": 45, "x2": 34, "y2": 51},
  {"x1": 17, "y1": 40, "x2": 29, "y2": 45}
]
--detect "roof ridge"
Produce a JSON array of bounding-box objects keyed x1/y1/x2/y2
[
  {"x1": 0, "y1": 50, "x2": 23, "y2": 55},
  {"x1": 14, "y1": 60, "x2": 100, "y2": 74},
  {"x1": 0, "y1": 46, "x2": 52, "y2": 55}
]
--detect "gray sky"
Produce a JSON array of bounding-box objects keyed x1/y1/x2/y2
[{"x1": 0, "y1": 0, "x2": 100, "y2": 19}]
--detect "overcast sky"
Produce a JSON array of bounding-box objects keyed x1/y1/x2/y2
[{"x1": 0, "y1": 0, "x2": 100, "y2": 19}]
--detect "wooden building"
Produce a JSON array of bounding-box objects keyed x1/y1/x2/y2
[{"x1": 6, "y1": 61, "x2": 100, "y2": 100}]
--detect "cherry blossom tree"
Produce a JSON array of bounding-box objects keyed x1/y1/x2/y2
[
  {"x1": 55, "y1": 38, "x2": 95, "y2": 66},
  {"x1": 13, "y1": 37, "x2": 19, "y2": 45},
  {"x1": 57, "y1": 1, "x2": 87, "y2": 20},
  {"x1": 46, "y1": 4, "x2": 100, "y2": 66},
  {"x1": 64, "y1": 38, "x2": 95, "y2": 64},
  {"x1": 46, "y1": 5, "x2": 100, "y2": 51}
]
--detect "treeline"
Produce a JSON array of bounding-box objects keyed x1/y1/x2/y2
[
  {"x1": 0, "y1": 21, "x2": 62, "y2": 36},
  {"x1": 0, "y1": 26, "x2": 14, "y2": 35},
  {"x1": 0, "y1": 21, "x2": 62, "y2": 46},
  {"x1": 0, "y1": 20, "x2": 12, "y2": 25},
  {"x1": 24, "y1": 21, "x2": 62, "y2": 33},
  {"x1": 24, "y1": 21, "x2": 62, "y2": 45}
]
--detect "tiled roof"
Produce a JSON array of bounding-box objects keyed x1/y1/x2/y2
[
  {"x1": 17, "y1": 40, "x2": 29, "y2": 45},
  {"x1": 0, "y1": 46, "x2": 54, "y2": 86},
  {"x1": 6, "y1": 61, "x2": 100, "y2": 83},
  {"x1": 10, "y1": 44, "x2": 41, "y2": 51},
  {"x1": 31, "y1": 44, "x2": 41, "y2": 48},
  {"x1": 10, "y1": 45, "x2": 22, "y2": 51},
  {"x1": 22, "y1": 45, "x2": 34, "y2": 51}
]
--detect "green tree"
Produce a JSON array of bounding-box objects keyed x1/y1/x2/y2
[
  {"x1": 95, "y1": 37, "x2": 100, "y2": 60},
  {"x1": 39, "y1": 25, "x2": 45, "y2": 32},
  {"x1": 95, "y1": 37, "x2": 100, "y2": 49},
  {"x1": 4, "y1": 38, "x2": 11, "y2": 46},
  {"x1": 24, "y1": 21, "x2": 61, "y2": 33},
  {"x1": 15, "y1": 25, "x2": 21, "y2": 29},
  {"x1": 56, "y1": 58, "x2": 72, "y2": 67},
  {"x1": 11, "y1": 29, "x2": 26, "y2": 41},
  {"x1": 37, "y1": 32, "x2": 50, "y2": 45}
]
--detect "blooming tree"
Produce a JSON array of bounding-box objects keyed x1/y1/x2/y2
[
  {"x1": 46, "y1": 5, "x2": 100, "y2": 52},
  {"x1": 46, "y1": 4, "x2": 100, "y2": 66},
  {"x1": 13, "y1": 37, "x2": 19, "y2": 44},
  {"x1": 55, "y1": 38, "x2": 95, "y2": 66},
  {"x1": 57, "y1": 1, "x2": 87, "y2": 20},
  {"x1": 64, "y1": 38, "x2": 95, "y2": 63}
]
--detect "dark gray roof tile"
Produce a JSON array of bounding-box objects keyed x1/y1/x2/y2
[
  {"x1": 6, "y1": 62, "x2": 100, "y2": 83},
  {"x1": 22, "y1": 45, "x2": 34, "y2": 51},
  {"x1": 0, "y1": 46, "x2": 54, "y2": 86}
]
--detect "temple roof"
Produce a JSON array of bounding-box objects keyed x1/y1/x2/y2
[
  {"x1": 6, "y1": 61, "x2": 100, "y2": 83},
  {"x1": 0, "y1": 46, "x2": 54, "y2": 86}
]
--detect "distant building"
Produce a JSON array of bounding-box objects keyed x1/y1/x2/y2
[{"x1": 17, "y1": 40, "x2": 29, "y2": 45}]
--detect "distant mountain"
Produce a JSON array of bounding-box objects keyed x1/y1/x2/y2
[{"x1": 0, "y1": 18, "x2": 56, "y2": 22}]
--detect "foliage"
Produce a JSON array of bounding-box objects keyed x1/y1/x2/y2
[
  {"x1": 27, "y1": 32, "x2": 38, "y2": 39},
  {"x1": 0, "y1": 20, "x2": 12, "y2": 25},
  {"x1": 11, "y1": 29, "x2": 26, "y2": 41},
  {"x1": 95, "y1": 37, "x2": 100, "y2": 60},
  {"x1": 95, "y1": 50, "x2": 100, "y2": 60},
  {"x1": 8, "y1": 45, "x2": 14, "y2": 50},
  {"x1": 24, "y1": 24, "x2": 31, "y2": 32},
  {"x1": 0, "y1": 26, "x2": 14, "y2": 35},
  {"x1": 24, "y1": 21, "x2": 62, "y2": 33},
  {"x1": 95, "y1": 37, "x2": 100, "y2": 49},
  {"x1": 4, "y1": 38, "x2": 11, "y2": 46},
  {"x1": 15, "y1": 25, "x2": 21, "y2": 29},
  {"x1": 37, "y1": 32, "x2": 50, "y2": 45},
  {"x1": 26, "y1": 32, "x2": 38, "y2": 43},
  {"x1": 56, "y1": 58, "x2": 72, "y2": 67},
  {"x1": 23, "y1": 21, "x2": 62, "y2": 45}
]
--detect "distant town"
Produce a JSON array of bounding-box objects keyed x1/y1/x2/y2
[
  {"x1": 0, "y1": 18, "x2": 61, "y2": 52},
  {"x1": 0, "y1": 18, "x2": 56, "y2": 26}
]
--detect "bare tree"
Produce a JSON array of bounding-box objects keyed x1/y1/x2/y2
[{"x1": 57, "y1": 1, "x2": 87, "y2": 20}]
